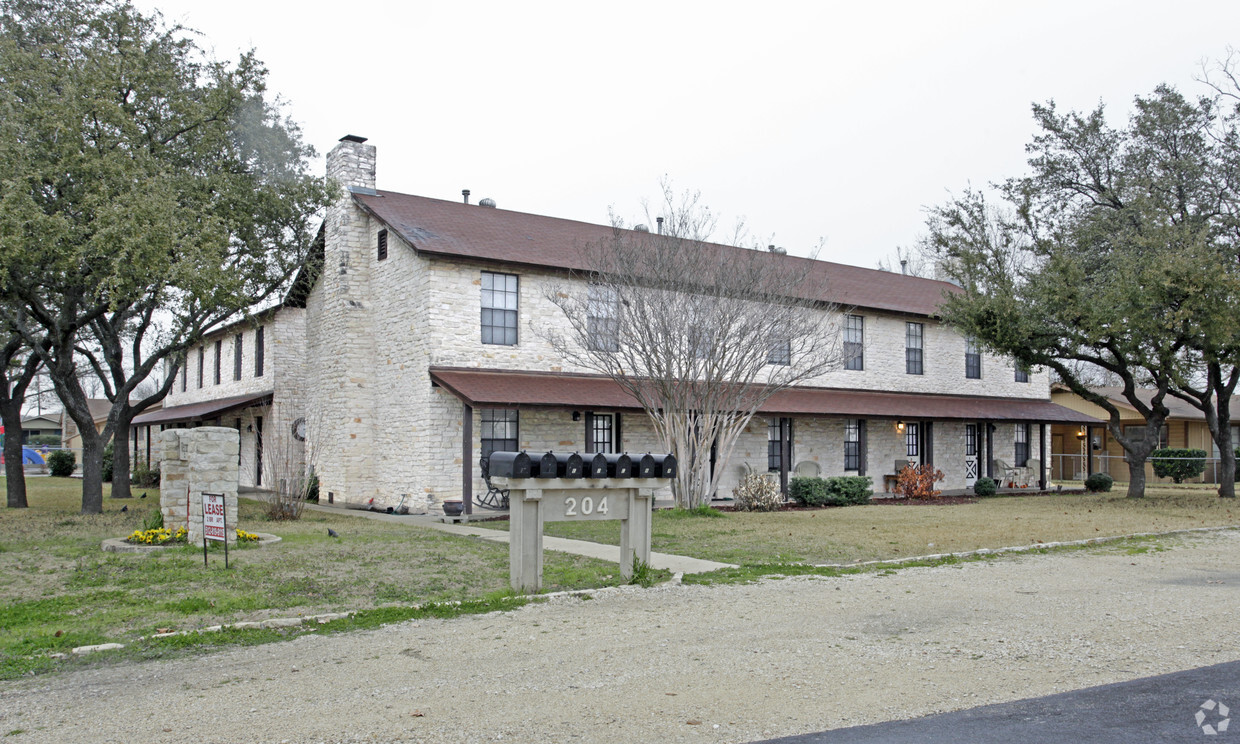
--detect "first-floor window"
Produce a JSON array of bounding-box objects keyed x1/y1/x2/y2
[
  {"x1": 1015, "y1": 423, "x2": 1030, "y2": 467},
  {"x1": 588, "y1": 413, "x2": 615, "y2": 453},
  {"x1": 768, "y1": 418, "x2": 793, "y2": 472},
  {"x1": 905, "y1": 422, "x2": 920, "y2": 457},
  {"x1": 480, "y1": 409, "x2": 519, "y2": 458},
  {"x1": 844, "y1": 419, "x2": 861, "y2": 471},
  {"x1": 966, "y1": 423, "x2": 977, "y2": 457},
  {"x1": 1122, "y1": 424, "x2": 1168, "y2": 449}
]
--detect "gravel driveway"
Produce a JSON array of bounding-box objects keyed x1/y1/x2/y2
[{"x1": 2, "y1": 531, "x2": 1238, "y2": 743}]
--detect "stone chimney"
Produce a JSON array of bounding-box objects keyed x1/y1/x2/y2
[{"x1": 326, "y1": 135, "x2": 376, "y2": 193}]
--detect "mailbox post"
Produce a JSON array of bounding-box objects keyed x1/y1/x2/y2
[{"x1": 491, "y1": 450, "x2": 675, "y2": 593}]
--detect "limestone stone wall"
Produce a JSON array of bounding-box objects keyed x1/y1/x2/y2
[{"x1": 158, "y1": 427, "x2": 240, "y2": 545}]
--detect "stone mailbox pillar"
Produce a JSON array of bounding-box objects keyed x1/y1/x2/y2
[
  {"x1": 500, "y1": 477, "x2": 662, "y2": 593},
  {"x1": 159, "y1": 427, "x2": 240, "y2": 545}
]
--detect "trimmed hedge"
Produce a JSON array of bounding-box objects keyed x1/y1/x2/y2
[
  {"x1": 1084, "y1": 472, "x2": 1113, "y2": 493},
  {"x1": 972, "y1": 477, "x2": 997, "y2": 497},
  {"x1": 1150, "y1": 448, "x2": 1206, "y2": 484},
  {"x1": 788, "y1": 476, "x2": 872, "y2": 507}
]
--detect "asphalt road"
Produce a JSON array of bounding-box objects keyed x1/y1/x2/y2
[{"x1": 759, "y1": 660, "x2": 1240, "y2": 744}]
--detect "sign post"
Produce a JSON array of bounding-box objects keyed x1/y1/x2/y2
[{"x1": 202, "y1": 492, "x2": 228, "y2": 568}]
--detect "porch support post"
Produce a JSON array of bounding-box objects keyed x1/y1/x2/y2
[
  {"x1": 985, "y1": 422, "x2": 994, "y2": 479},
  {"x1": 779, "y1": 417, "x2": 791, "y2": 495},
  {"x1": 462, "y1": 402, "x2": 473, "y2": 515},
  {"x1": 1086, "y1": 426, "x2": 1094, "y2": 476},
  {"x1": 1038, "y1": 422, "x2": 1047, "y2": 490}
]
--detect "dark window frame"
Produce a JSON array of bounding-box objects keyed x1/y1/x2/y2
[
  {"x1": 906, "y1": 322, "x2": 924, "y2": 375},
  {"x1": 586, "y1": 284, "x2": 620, "y2": 352},
  {"x1": 254, "y1": 327, "x2": 265, "y2": 378},
  {"x1": 377, "y1": 228, "x2": 388, "y2": 261},
  {"x1": 844, "y1": 314, "x2": 864, "y2": 370},
  {"x1": 767, "y1": 417, "x2": 794, "y2": 472},
  {"x1": 233, "y1": 333, "x2": 243, "y2": 381},
  {"x1": 590, "y1": 413, "x2": 614, "y2": 453},
  {"x1": 197, "y1": 346, "x2": 204, "y2": 389},
  {"x1": 844, "y1": 419, "x2": 861, "y2": 471},
  {"x1": 1015, "y1": 363, "x2": 1030, "y2": 383},
  {"x1": 906, "y1": 422, "x2": 920, "y2": 457},
  {"x1": 213, "y1": 339, "x2": 222, "y2": 385},
  {"x1": 480, "y1": 408, "x2": 519, "y2": 459},
  {"x1": 481, "y1": 271, "x2": 519, "y2": 346},
  {"x1": 767, "y1": 339, "x2": 791, "y2": 366},
  {"x1": 965, "y1": 337, "x2": 981, "y2": 379},
  {"x1": 1014, "y1": 423, "x2": 1030, "y2": 467},
  {"x1": 180, "y1": 356, "x2": 187, "y2": 393}
]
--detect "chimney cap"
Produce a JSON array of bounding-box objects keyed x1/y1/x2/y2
[{"x1": 339, "y1": 134, "x2": 368, "y2": 143}]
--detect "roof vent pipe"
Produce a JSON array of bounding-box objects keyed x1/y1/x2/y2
[
  {"x1": 656, "y1": 216, "x2": 664, "y2": 234},
  {"x1": 462, "y1": 189, "x2": 470, "y2": 205},
  {"x1": 900, "y1": 258, "x2": 908, "y2": 275}
]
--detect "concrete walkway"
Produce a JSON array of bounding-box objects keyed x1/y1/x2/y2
[{"x1": 302, "y1": 501, "x2": 735, "y2": 574}]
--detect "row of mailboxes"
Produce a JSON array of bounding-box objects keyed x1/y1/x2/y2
[{"x1": 489, "y1": 451, "x2": 677, "y2": 479}]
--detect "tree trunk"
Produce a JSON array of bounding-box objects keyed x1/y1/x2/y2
[
  {"x1": 2, "y1": 401, "x2": 27, "y2": 508},
  {"x1": 111, "y1": 417, "x2": 132, "y2": 500},
  {"x1": 79, "y1": 433, "x2": 105, "y2": 514},
  {"x1": 1125, "y1": 455, "x2": 1147, "y2": 499},
  {"x1": 1217, "y1": 413, "x2": 1236, "y2": 499}
]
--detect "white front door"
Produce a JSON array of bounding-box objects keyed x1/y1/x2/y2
[{"x1": 964, "y1": 424, "x2": 979, "y2": 486}]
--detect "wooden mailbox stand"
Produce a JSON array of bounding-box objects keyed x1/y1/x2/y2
[{"x1": 496, "y1": 477, "x2": 667, "y2": 593}]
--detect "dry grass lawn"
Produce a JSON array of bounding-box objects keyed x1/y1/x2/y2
[{"x1": 501, "y1": 485, "x2": 1240, "y2": 564}]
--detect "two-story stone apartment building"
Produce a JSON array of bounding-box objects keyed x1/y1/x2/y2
[{"x1": 140, "y1": 135, "x2": 1095, "y2": 512}]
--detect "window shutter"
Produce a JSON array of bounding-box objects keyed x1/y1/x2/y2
[
  {"x1": 858, "y1": 420, "x2": 868, "y2": 476},
  {"x1": 584, "y1": 412, "x2": 594, "y2": 451}
]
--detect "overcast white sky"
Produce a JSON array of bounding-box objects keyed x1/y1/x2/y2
[{"x1": 139, "y1": 0, "x2": 1239, "y2": 268}]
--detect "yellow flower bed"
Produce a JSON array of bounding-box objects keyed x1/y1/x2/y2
[
  {"x1": 125, "y1": 526, "x2": 188, "y2": 545},
  {"x1": 235, "y1": 528, "x2": 261, "y2": 542}
]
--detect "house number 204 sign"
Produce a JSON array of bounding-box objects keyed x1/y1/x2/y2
[{"x1": 543, "y1": 492, "x2": 627, "y2": 522}]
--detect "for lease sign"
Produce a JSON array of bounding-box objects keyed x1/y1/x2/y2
[{"x1": 202, "y1": 493, "x2": 226, "y2": 542}]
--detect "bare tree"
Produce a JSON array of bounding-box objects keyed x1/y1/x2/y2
[
  {"x1": 250, "y1": 405, "x2": 319, "y2": 520},
  {"x1": 544, "y1": 184, "x2": 843, "y2": 508}
]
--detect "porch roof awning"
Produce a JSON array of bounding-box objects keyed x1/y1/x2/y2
[
  {"x1": 132, "y1": 391, "x2": 273, "y2": 425},
  {"x1": 428, "y1": 367, "x2": 1103, "y2": 424}
]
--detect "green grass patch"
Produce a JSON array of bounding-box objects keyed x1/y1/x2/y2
[{"x1": 0, "y1": 478, "x2": 632, "y2": 679}]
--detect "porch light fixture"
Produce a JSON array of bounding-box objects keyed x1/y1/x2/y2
[
  {"x1": 571, "y1": 411, "x2": 581, "y2": 421},
  {"x1": 896, "y1": 421, "x2": 905, "y2": 433}
]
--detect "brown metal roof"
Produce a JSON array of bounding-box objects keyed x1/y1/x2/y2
[
  {"x1": 132, "y1": 391, "x2": 272, "y2": 425},
  {"x1": 429, "y1": 367, "x2": 1102, "y2": 423},
  {"x1": 355, "y1": 191, "x2": 961, "y2": 318}
]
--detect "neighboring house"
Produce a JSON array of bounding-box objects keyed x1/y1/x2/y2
[
  {"x1": 60, "y1": 399, "x2": 112, "y2": 454},
  {"x1": 1049, "y1": 386, "x2": 1237, "y2": 483},
  {"x1": 62, "y1": 399, "x2": 163, "y2": 465},
  {"x1": 144, "y1": 135, "x2": 1096, "y2": 511},
  {"x1": 20, "y1": 414, "x2": 62, "y2": 443}
]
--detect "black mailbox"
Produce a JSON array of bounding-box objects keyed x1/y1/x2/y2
[
  {"x1": 488, "y1": 451, "x2": 533, "y2": 478},
  {"x1": 636, "y1": 453, "x2": 677, "y2": 478},
  {"x1": 602, "y1": 452, "x2": 632, "y2": 478},
  {"x1": 538, "y1": 451, "x2": 584, "y2": 478},
  {"x1": 587, "y1": 453, "x2": 609, "y2": 478}
]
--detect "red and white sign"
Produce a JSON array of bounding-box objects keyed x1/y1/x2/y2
[{"x1": 202, "y1": 493, "x2": 226, "y2": 542}]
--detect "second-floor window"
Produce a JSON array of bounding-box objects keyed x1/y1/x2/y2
[
  {"x1": 197, "y1": 346, "x2": 204, "y2": 388},
  {"x1": 767, "y1": 339, "x2": 791, "y2": 366},
  {"x1": 1015, "y1": 363, "x2": 1030, "y2": 383},
  {"x1": 844, "y1": 314, "x2": 864, "y2": 370},
  {"x1": 254, "y1": 327, "x2": 265, "y2": 378},
  {"x1": 481, "y1": 271, "x2": 518, "y2": 345},
  {"x1": 906, "y1": 322, "x2": 923, "y2": 375},
  {"x1": 233, "y1": 333, "x2": 243, "y2": 381},
  {"x1": 180, "y1": 356, "x2": 187, "y2": 393},
  {"x1": 586, "y1": 284, "x2": 619, "y2": 352},
  {"x1": 965, "y1": 338, "x2": 981, "y2": 379},
  {"x1": 213, "y1": 339, "x2": 222, "y2": 385}
]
